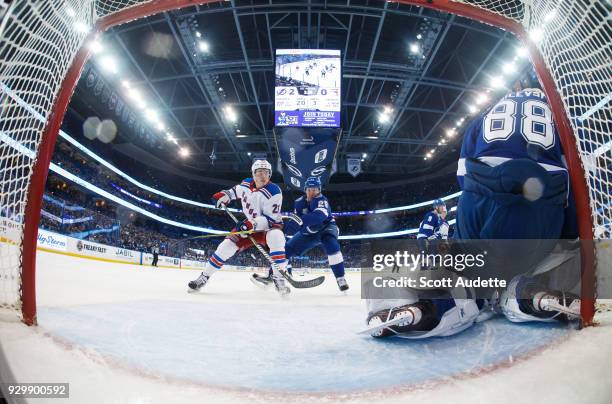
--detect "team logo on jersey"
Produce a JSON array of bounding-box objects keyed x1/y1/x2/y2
[
  {"x1": 285, "y1": 163, "x2": 303, "y2": 177},
  {"x1": 291, "y1": 177, "x2": 301, "y2": 187},
  {"x1": 314, "y1": 149, "x2": 327, "y2": 163},
  {"x1": 310, "y1": 166, "x2": 326, "y2": 176}
]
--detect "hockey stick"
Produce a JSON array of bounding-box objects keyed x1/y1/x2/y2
[
  {"x1": 223, "y1": 205, "x2": 325, "y2": 289},
  {"x1": 282, "y1": 213, "x2": 303, "y2": 227}
]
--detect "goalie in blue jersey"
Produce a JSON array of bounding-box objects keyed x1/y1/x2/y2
[
  {"x1": 454, "y1": 78, "x2": 581, "y2": 324},
  {"x1": 364, "y1": 79, "x2": 581, "y2": 338},
  {"x1": 252, "y1": 177, "x2": 349, "y2": 292}
]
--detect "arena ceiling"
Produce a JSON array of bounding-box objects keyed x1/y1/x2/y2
[{"x1": 64, "y1": 0, "x2": 528, "y2": 183}]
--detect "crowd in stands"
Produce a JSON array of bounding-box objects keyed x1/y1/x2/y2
[{"x1": 36, "y1": 140, "x2": 459, "y2": 268}]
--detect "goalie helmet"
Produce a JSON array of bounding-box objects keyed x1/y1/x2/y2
[
  {"x1": 251, "y1": 159, "x2": 272, "y2": 177},
  {"x1": 304, "y1": 176, "x2": 322, "y2": 191}
]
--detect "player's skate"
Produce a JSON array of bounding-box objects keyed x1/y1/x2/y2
[
  {"x1": 250, "y1": 273, "x2": 273, "y2": 289},
  {"x1": 272, "y1": 274, "x2": 291, "y2": 296},
  {"x1": 336, "y1": 276, "x2": 349, "y2": 292},
  {"x1": 188, "y1": 272, "x2": 210, "y2": 293}
]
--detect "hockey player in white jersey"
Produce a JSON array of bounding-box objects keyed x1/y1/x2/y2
[{"x1": 187, "y1": 160, "x2": 290, "y2": 295}]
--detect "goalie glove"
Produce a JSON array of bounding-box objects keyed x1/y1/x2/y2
[{"x1": 212, "y1": 191, "x2": 232, "y2": 209}]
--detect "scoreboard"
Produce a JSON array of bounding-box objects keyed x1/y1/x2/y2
[{"x1": 274, "y1": 49, "x2": 341, "y2": 127}]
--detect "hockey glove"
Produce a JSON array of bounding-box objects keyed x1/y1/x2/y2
[
  {"x1": 237, "y1": 219, "x2": 255, "y2": 237},
  {"x1": 212, "y1": 191, "x2": 232, "y2": 209}
]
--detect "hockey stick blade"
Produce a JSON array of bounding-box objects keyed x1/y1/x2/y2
[
  {"x1": 357, "y1": 315, "x2": 411, "y2": 336},
  {"x1": 280, "y1": 270, "x2": 325, "y2": 289}
]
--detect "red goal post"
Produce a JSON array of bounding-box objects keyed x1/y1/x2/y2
[{"x1": 0, "y1": 1, "x2": 607, "y2": 326}]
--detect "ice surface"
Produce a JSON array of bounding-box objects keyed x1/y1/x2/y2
[{"x1": 1, "y1": 251, "x2": 611, "y2": 403}]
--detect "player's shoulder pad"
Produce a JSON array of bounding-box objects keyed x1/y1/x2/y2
[
  {"x1": 239, "y1": 178, "x2": 253, "y2": 188},
  {"x1": 260, "y1": 182, "x2": 282, "y2": 199}
]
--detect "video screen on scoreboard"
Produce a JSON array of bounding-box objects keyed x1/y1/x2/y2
[{"x1": 274, "y1": 49, "x2": 341, "y2": 127}]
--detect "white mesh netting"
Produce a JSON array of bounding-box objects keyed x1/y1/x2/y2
[{"x1": 0, "y1": 0, "x2": 610, "y2": 321}]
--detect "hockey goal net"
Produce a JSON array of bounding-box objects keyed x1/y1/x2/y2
[{"x1": 0, "y1": 0, "x2": 609, "y2": 325}]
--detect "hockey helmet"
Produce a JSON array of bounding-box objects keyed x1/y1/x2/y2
[
  {"x1": 251, "y1": 159, "x2": 272, "y2": 177},
  {"x1": 432, "y1": 198, "x2": 446, "y2": 209},
  {"x1": 304, "y1": 176, "x2": 322, "y2": 191}
]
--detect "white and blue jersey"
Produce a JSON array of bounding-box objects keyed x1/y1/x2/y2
[
  {"x1": 417, "y1": 211, "x2": 442, "y2": 240},
  {"x1": 457, "y1": 88, "x2": 568, "y2": 190}
]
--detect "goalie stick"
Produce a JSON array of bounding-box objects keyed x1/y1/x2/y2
[{"x1": 223, "y1": 205, "x2": 324, "y2": 289}]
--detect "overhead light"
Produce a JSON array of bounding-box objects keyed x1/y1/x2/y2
[
  {"x1": 100, "y1": 56, "x2": 118, "y2": 74},
  {"x1": 121, "y1": 80, "x2": 131, "y2": 89},
  {"x1": 172, "y1": 138, "x2": 178, "y2": 145},
  {"x1": 195, "y1": 31, "x2": 202, "y2": 38},
  {"x1": 66, "y1": 7, "x2": 76, "y2": 18},
  {"x1": 247, "y1": 152, "x2": 252, "y2": 156},
  {"x1": 475, "y1": 93, "x2": 489, "y2": 105},
  {"x1": 378, "y1": 113, "x2": 390, "y2": 124},
  {"x1": 456, "y1": 119, "x2": 463, "y2": 126},
  {"x1": 89, "y1": 40, "x2": 103, "y2": 53},
  {"x1": 468, "y1": 104, "x2": 478, "y2": 114},
  {"x1": 179, "y1": 147, "x2": 190, "y2": 157},
  {"x1": 166, "y1": 133, "x2": 175, "y2": 142},
  {"x1": 529, "y1": 28, "x2": 544, "y2": 43},
  {"x1": 502, "y1": 62, "x2": 516, "y2": 74},
  {"x1": 489, "y1": 76, "x2": 505, "y2": 88},
  {"x1": 441, "y1": 139, "x2": 446, "y2": 144},
  {"x1": 416, "y1": 34, "x2": 422, "y2": 40},
  {"x1": 156, "y1": 122, "x2": 165, "y2": 131},
  {"x1": 516, "y1": 46, "x2": 529, "y2": 58},
  {"x1": 384, "y1": 106, "x2": 393, "y2": 114},
  {"x1": 224, "y1": 105, "x2": 237, "y2": 122},
  {"x1": 127, "y1": 88, "x2": 141, "y2": 100},
  {"x1": 144, "y1": 109, "x2": 158, "y2": 122},
  {"x1": 374, "y1": 130, "x2": 379, "y2": 134},
  {"x1": 198, "y1": 40, "x2": 210, "y2": 53},
  {"x1": 424, "y1": 157, "x2": 428, "y2": 160},
  {"x1": 366, "y1": 136, "x2": 379, "y2": 140},
  {"x1": 236, "y1": 134, "x2": 247, "y2": 138},
  {"x1": 438, "y1": 142, "x2": 442, "y2": 146},
  {"x1": 362, "y1": 153, "x2": 367, "y2": 159},
  {"x1": 447, "y1": 129, "x2": 456, "y2": 137},
  {"x1": 409, "y1": 43, "x2": 419, "y2": 54},
  {"x1": 430, "y1": 149, "x2": 435, "y2": 154},
  {"x1": 361, "y1": 158, "x2": 365, "y2": 162},
  {"x1": 74, "y1": 21, "x2": 90, "y2": 34},
  {"x1": 544, "y1": 9, "x2": 557, "y2": 23}
]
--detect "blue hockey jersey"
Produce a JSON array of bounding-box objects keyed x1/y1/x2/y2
[
  {"x1": 294, "y1": 194, "x2": 335, "y2": 234},
  {"x1": 417, "y1": 211, "x2": 441, "y2": 239},
  {"x1": 457, "y1": 89, "x2": 567, "y2": 189}
]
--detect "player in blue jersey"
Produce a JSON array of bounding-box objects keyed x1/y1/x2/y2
[
  {"x1": 455, "y1": 80, "x2": 580, "y2": 323},
  {"x1": 363, "y1": 81, "x2": 581, "y2": 339},
  {"x1": 252, "y1": 177, "x2": 349, "y2": 292},
  {"x1": 416, "y1": 199, "x2": 446, "y2": 269}
]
